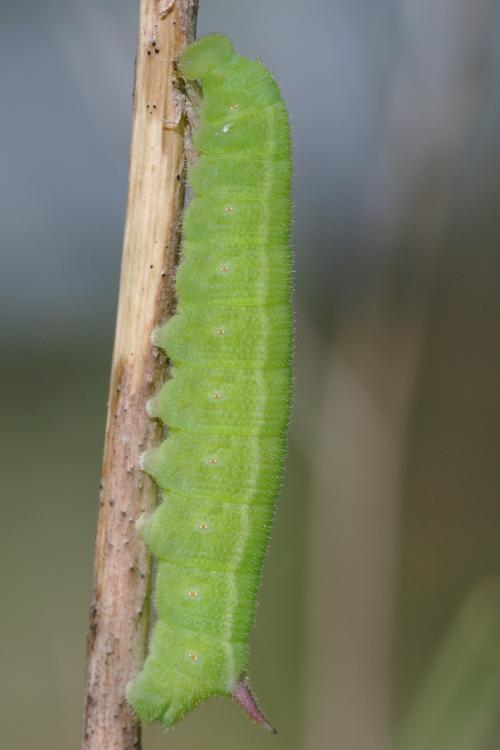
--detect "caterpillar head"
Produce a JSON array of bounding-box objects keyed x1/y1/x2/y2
[{"x1": 179, "y1": 34, "x2": 233, "y2": 80}]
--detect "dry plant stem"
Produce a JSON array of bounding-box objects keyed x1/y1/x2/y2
[{"x1": 81, "y1": 2, "x2": 198, "y2": 749}]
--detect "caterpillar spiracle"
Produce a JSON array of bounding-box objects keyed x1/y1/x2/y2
[{"x1": 127, "y1": 34, "x2": 293, "y2": 731}]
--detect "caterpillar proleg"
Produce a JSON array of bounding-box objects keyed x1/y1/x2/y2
[{"x1": 127, "y1": 33, "x2": 293, "y2": 730}]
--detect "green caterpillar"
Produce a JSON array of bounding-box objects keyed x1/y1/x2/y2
[{"x1": 127, "y1": 33, "x2": 292, "y2": 730}]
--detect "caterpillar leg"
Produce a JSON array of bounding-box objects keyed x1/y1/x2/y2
[
  {"x1": 183, "y1": 82, "x2": 202, "y2": 166},
  {"x1": 161, "y1": 87, "x2": 185, "y2": 130},
  {"x1": 162, "y1": 85, "x2": 200, "y2": 166}
]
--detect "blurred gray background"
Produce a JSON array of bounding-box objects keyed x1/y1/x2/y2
[{"x1": 1, "y1": 1, "x2": 499, "y2": 748}]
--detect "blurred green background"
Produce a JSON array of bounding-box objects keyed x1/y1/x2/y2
[{"x1": 1, "y1": 1, "x2": 500, "y2": 748}]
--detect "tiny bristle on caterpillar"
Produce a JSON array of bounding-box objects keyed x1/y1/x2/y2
[{"x1": 126, "y1": 33, "x2": 293, "y2": 731}]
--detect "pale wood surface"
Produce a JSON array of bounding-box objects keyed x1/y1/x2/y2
[{"x1": 81, "y1": 2, "x2": 198, "y2": 748}]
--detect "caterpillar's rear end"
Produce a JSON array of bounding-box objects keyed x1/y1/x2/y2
[{"x1": 127, "y1": 34, "x2": 292, "y2": 730}]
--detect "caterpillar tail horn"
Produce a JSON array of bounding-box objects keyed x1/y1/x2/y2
[{"x1": 232, "y1": 675, "x2": 277, "y2": 734}]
